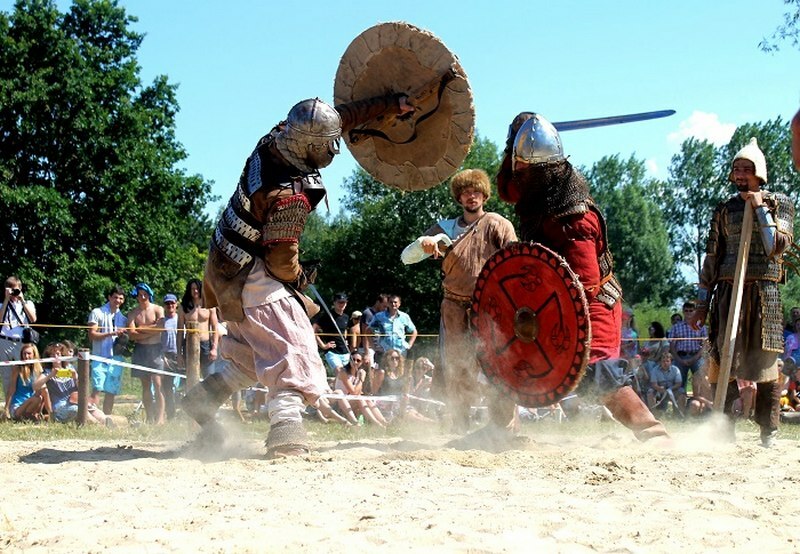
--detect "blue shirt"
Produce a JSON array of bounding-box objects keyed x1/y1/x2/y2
[{"x1": 369, "y1": 310, "x2": 416, "y2": 355}]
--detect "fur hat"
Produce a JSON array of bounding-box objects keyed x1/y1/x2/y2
[
  {"x1": 730, "y1": 137, "x2": 767, "y2": 184},
  {"x1": 450, "y1": 168, "x2": 491, "y2": 202}
]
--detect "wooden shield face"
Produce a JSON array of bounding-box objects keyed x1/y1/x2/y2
[
  {"x1": 334, "y1": 22, "x2": 475, "y2": 191},
  {"x1": 471, "y1": 242, "x2": 591, "y2": 408}
]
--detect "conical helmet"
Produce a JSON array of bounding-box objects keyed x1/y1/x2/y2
[{"x1": 512, "y1": 114, "x2": 565, "y2": 169}]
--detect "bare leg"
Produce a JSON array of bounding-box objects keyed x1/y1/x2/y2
[
  {"x1": 336, "y1": 398, "x2": 360, "y2": 425},
  {"x1": 102, "y1": 393, "x2": 115, "y2": 415},
  {"x1": 152, "y1": 375, "x2": 165, "y2": 424},
  {"x1": 316, "y1": 397, "x2": 350, "y2": 425},
  {"x1": 140, "y1": 377, "x2": 154, "y2": 423},
  {"x1": 357, "y1": 400, "x2": 385, "y2": 427}
]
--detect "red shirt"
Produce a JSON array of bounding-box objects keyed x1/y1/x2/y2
[{"x1": 534, "y1": 210, "x2": 621, "y2": 363}]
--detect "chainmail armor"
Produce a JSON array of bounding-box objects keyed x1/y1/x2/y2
[
  {"x1": 515, "y1": 161, "x2": 620, "y2": 308},
  {"x1": 514, "y1": 161, "x2": 592, "y2": 240},
  {"x1": 262, "y1": 193, "x2": 311, "y2": 245},
  {"x1": 759, "y1": 281, "x2": 785, "y2": 352}
]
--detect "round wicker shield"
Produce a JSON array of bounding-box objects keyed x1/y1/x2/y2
[
  {"x1": 334, "y1": 21, "x2": 474, "y2": 191},
  {"x1": 471, "y1": 242, "x2": 591, "y2": 408}
]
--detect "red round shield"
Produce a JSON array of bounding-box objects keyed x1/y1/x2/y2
[{"x1": 471, "y1": 242, "x2": 591, "y2": 408}]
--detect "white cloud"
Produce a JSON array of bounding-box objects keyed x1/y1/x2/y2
[
  {"x1": 644, "y1": 158, "x2": 659, "y2": 176},
  {"x1": 667, "y1": 111, "x2": 737, "y2": 146}
]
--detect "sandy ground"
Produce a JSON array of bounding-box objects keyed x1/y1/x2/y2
[{"x1": 1, "y1": 418, "x2": 798, "y2": 553}]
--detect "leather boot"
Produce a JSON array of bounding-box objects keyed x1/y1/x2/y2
[
  {"x1": 755, "y1": 380, "x2": 780, "y2": 448},
  {"x1": 181, "y1": 373, "x2": 233, "y2": 426},
  {"x1": 604, "y1": 385, "x2": 670, "y2": 442}
]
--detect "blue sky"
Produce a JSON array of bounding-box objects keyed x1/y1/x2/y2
[{"x1": 7, "y1": 1, "x2": 800, "y2": 216}]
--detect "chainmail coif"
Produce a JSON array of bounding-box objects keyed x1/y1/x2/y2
[{"x1": 513, "y1": 160, "x2": 592, "y2": 241}]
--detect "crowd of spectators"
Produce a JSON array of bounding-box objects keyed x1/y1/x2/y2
[{"x1": 6, "y1": 267, "x2": 800, "y2": 432}]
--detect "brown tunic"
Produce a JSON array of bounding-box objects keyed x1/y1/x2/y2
[{"x1": 425, "y1": 213, "x2": 517, "y2": 410}]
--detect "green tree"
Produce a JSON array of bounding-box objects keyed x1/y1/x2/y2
[
  {"x1": 0, "y1": 0, "x2": 214, "y2": 343},
  {"x1": 760, "y1": 0, "x2": 800, "y2": 52},
  {"x1": 656, "y1": 138, "x2": 724, "y2": 278},
  {"x1": 585, "y1": 155, "x2": 680, "y2": 306}
]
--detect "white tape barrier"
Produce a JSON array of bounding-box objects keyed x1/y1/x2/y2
[
  {"x1": 320, "y1": 392, "x2": 445, "y2": 407},
  {"x1": 0, "y1": 355, "x2": 447, "y2": 408},
  {"x1": 0, "y1": 356, "x2": 79, "y2": 367},
  {"x1": 88, "y1": 354, "x2": 186, "y2": 380}
]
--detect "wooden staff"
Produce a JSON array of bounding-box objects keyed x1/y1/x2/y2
[
  {"x1": 713, "y1": 204, "x2": 754, "y2": 412},
  {"x1": 76, "y1": 348, "x2": 91, "y2": 426}
]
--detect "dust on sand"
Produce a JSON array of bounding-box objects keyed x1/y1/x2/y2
[{"x1": 1, "y1": 418, "x2": 797, "y2": 553}]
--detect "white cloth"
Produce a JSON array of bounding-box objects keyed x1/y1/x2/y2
[{"x1": 241, "y1": 258, "x2": 292, "y2": 308}]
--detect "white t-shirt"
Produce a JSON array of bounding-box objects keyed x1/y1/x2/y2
[
  {"x1": 1, "y1": 299, "x2": 36, "y2": 340},
  {"x1": 88, "y1": 303, "x2": 127, "y2": 358}
]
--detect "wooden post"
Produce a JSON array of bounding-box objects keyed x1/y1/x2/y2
[
  {"x1": 713, "y1": 204, "x2": 754, "y2": 412},
  {"x1": 76, "y1": 348, "x2": 91, "y2": 426},
  {"x1": 185, "y1": 321, "x2": 201, "y2": 388}
]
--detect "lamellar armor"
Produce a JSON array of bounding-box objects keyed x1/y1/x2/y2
[{"x1": 707, "y1": 192, "x2": 794, "y2": 283}]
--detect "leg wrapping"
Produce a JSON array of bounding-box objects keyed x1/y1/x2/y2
[{"x1": 265, "y1": 420, "x2": 309, "y2": 458}]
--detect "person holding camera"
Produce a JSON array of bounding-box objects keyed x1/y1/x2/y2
[{"x1": 0, "y1": 275, "x2": 37, "y2": 397}]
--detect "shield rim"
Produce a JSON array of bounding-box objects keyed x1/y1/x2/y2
[
  {"x1": 334, "y1": 21, "x2": 475, "y2": 191},
  {"x1": 470, "y1": 241, "x2": 591, "y2": 408}
]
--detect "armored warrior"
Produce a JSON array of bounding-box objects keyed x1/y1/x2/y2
[
  {"x1": 690, "y1": 138, "x2": 794, "y2": 447},
  {"x1": 496, "y1": 113, "x2": 669, "y2": 442},
  {"x1": 182, "y1": 95, "x2": 412, "y2": 457},
  {"x1": 401, "y1": 169, "x2": 518, "y2": 433}
]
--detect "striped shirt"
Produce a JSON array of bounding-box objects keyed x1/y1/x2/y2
[{"x1": 667, "y1": 322, "x2": 707, "y2": 354}]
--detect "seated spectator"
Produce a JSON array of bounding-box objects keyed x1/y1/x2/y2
[
  {"x1": 781, "y1": 360, "x2": 800, "y2": 411},
  {"x1": 733, "y1": 379, "x2": 756, "y2": 420},
  {"x1": 620, "y1": 308, "x2": 639, "y2": 363},
  {"x1": 35, "y1": 342, "x2": 109, "y2": 425},
  {"x1": 646, "y1": 352, "x2": 686, "y2": 417},
  {"x1": 376, "y1": 348, "x2": 435, "y2": 424},
  {"x1": 333, "y1": 353, "x2": 387, "y2": 427},
  {"x1": 410, "y1": 357, "x2": 434, "y2": 398},
  {"x1": 687, "y1": 395, "x2": 713, "y2": 418},
  {"x1": 639, "y1": 322, "x2": 670, "y2": 374},
  {"x1": 3, "y1": 343, "x2": 45, "y2": 421},
  {"x1": 375, "y1": 348, "x2": 405, "y2": 399}
]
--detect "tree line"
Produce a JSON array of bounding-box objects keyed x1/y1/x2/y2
[{"x1": 2, "y1": 0, "x2": 798, "y2": 343}]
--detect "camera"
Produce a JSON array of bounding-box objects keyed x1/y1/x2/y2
[
  {"x1": 11, "y1": 288, "x2": 20, "y2": 296},
  {"x1": 55, "y1": 368, "x2": 72, "y2": 379}
]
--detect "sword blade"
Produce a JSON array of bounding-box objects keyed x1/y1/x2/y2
[
  {"x1": 306, "y1": 283, "x2": 348, "y2": 347},
  {"x1": 553, "y1": 109, "x2": 676, "y2": 132}
]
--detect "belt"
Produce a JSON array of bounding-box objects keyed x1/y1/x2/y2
[
  {"x1": 0, "y1": 335, "x2": 21, "y2": 343},
  {"x1": 443, "y1": 289, "x2": 472, "y2": 308},
  {"x1": 677, "y1": 350, "x2": 699, "y2": 356}
]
